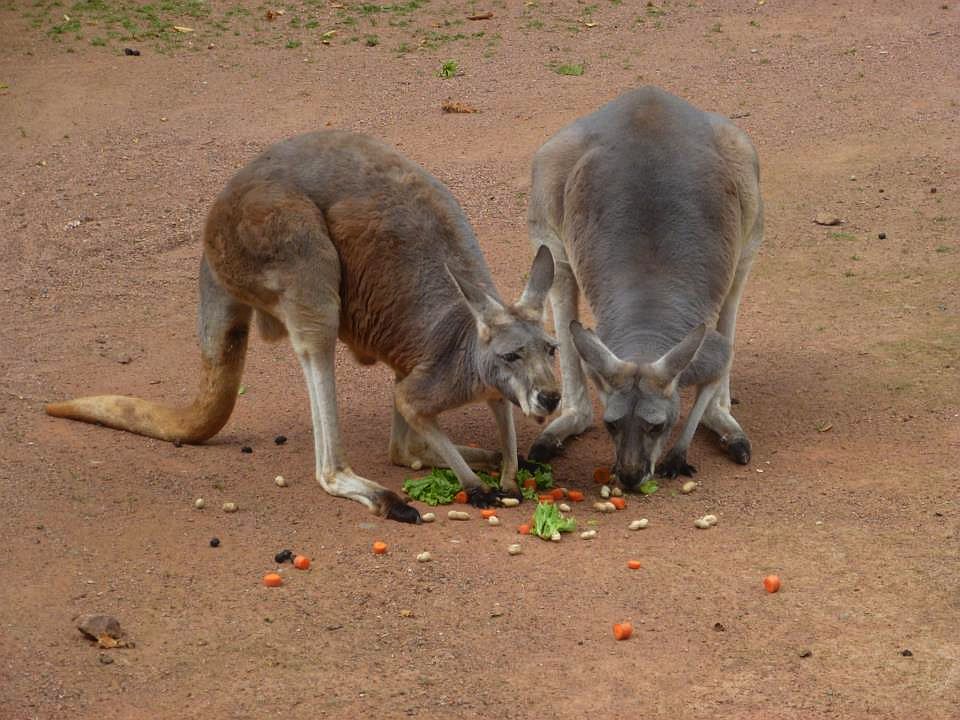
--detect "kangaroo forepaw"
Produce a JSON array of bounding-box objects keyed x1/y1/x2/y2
[
  {"x1": 528, "y1": 437, "x2": 562, "y2": 463},
  {"x1": 466, "y1": 486, "x2": 502, "y2": 509},
  {"x1": 657, "y1": 450, "x2": 697, "y2": 479},
  {"x1": 725, "y1": 437, "x2": 751, "y2": 465}
]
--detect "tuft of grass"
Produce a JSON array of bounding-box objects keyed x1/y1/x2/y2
[
  {"x1": 364, "y1": 34, "x2": 379, "y2": 46},
  {"x1": 285, "y1": 39, "x2": 302, "y2": 48},
  {"x1": 438, "y1": 59, "x2": 459, "y2": 78},
  {"x1": 554, "y1": 62, "x2": 585, "y2": 76}
]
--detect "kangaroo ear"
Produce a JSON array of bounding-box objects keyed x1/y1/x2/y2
[
  {"x1": 570, "y1": 321, "x2": 635, "y2": 387},
  {"x1": 445, "y1": 265, "x2": 507, "y2": 340},
  {"x1": 515, "y1": 245, "x2": 555, "y2": 318},
  {"x1": 641, "y1": 323, "x2": 707, "y2": 393}
]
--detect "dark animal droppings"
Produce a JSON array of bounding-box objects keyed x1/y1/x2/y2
[
  {"x1": 900, "y1": 649, "x2": 913, "y2": 657},
  {"x1": 274, "y1": 549, "x2": 294, "y2": 564},
  {"x1": 878, "y1": 232, "x2": 887, "y2": 239},
  {"x1": 210, "y1": 537, "x2": 220, "y2": 548},
  {"x1": 241, "y1": 446, "x2": 253, "y2": 454},
  {"x1": 274, "y1": 435, "x2": 287, "y2": 445},
  {"x1": 123, "y1": 48, "x2": 141, "y2": 56}
]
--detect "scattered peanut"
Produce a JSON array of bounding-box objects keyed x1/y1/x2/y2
[
  {"x1": 194, "y1": 497, "x2": 205, "y2": 510},
  {"x1": 580, "y1": 529, "x2": 598, "y2": 540},
  {"x1": 500, "y1": 497, "x2": 520, "y2": 507},
  {"x1": 558, "y1": 503, "x2": 571, "y2": 513},
  {"x1": 447, "y1": 510, "x2": 470, "y2": 521},
  {"x1": 416, "y1": 551, "x2": 432, "y2": 563},
  {"x1": 694, "y1": 514, "x2": 718, "y2": 529},
  {"x1": 611, "y1": 486, "x2": 623, "y2": 497},
  {"x1": 410, "y1": 460, "x2": 423, "y2": 471},
  {"x1": 222, "y1": 502, "x2": 238, "y2": 513},
  {"x1": 421, "y1": 512, "x2": 436, "y2": 523},
  {"x1": 600, "y1": 485, "x2": 612, "y2": 499},
  {"x1": 507, "y1": 543, "x2": 522, "y2": 555},
  {"x1": 274, "y1": 475, "x2": 287, "y2": 487},
  {"x1": 681, "y1": 480, "x2": 698, "y2": 494},
  {"x1": 703, "y1": 514, "x2": 718, "y2": 526},
  {"x1": 550, "y1": 531, "x2": 562, "y2": 542},
  {"x1": 488, "y1": 515, "x2": 501, "y2": 526},
  {"x1": 593, "y1": 501, "x2": 617, "y2": 513},
  {"x1": 628, "y1": 519, "x2": 649, "y2": 530}
]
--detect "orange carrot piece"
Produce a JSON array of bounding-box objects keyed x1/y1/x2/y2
[
  {"x1": 610, "y1": 496, "x2": 626, "y2": 510},
  {"x1": 480, "y1": 509, "x2": 497, "y2": 519},
  {"x1": 293, "y1": 555, "x2": 310, "y2": 570},
  {"x1": 627, "y1": 559, "x2": 642, "y2": 570},
  {"x1": 567, "y1": 490, "x2": 585, "y2": 502},
  {"x1": 372, "y1": 541, "x2": 388, "y2": 555},
  {"x1": 763, "y1": 575, "x2": 781, "y2": 593},
  {"x1": 263, "y1": 573, "x2": 283, "y2": 587},
  {"x1": 518, "y1": 524, "x2": 531, "y2": 535},
  {"x1": 454, "y1": 490, "x2": 468, "y2": 504},
  {"x1": 613, "y1": 622, "x2": 633, "y2": 641}
]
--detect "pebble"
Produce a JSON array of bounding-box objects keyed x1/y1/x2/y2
[
  {"x1": 222, "y1": 502, "x2": 238, "y2": 513},
  {"x1": 593, "y1": 501, "x2": 617, "y2": 513},
  {"x1": 274, "y1": 435, "x2": 287, "y2": 445},
  {"x1": 99, "y1": 654, "x2": 115, "y2": 665},
  {"x1": 240, "y1": 446, "x2": 253, "y2": 454},
  {"x1": 550, "y1": 531, "x2": 562, "y2": 542},
  {"x1": 610, "y1": 486, "x2": 623, "y2": 497},
  {"x1": 558, "y1": 503, "x2": 571, "y2": 513},
  {"x1": 488, "y1": 516, "x2": 501, "y2": 526},
  {"x1": 580, "y1": 529, "x2": 597, "y2": 540},
  {"x1": 507, "y1": 543, "x2": 522, "y2": 555},
  {"x1": 447, "y1": 510, "x2": 470, "y2": 521},
  {"x1": 878, "y1": 232, "x2": 887, "y2": 239},
  {"x1": 500, "y1": 497, "x2": 520, "y2": 507},
  {"x1": 681, "y1": 480, "x2": 698, "y2": 494},
  {"x1": 600, "y1": 485, "x2": 611, "y2": 498},
  {"x1": 421, "y1": 512, "x2": 436, "y2": 523},
  {"x1": 274, "y1": 475, "x2": 287, "y2": 487},
  {"x1": 628, "y1": 519, "x2": 649, "y2": 530},
  {"x1": 194, "y1": 497, "x2": 205, "y2": 509},
  {"x1": 416, "y1": 551, "x2": 432, "y2": 563},
  {"x1": 813, "y1": 212, "x2": 842, "y2": 226}
]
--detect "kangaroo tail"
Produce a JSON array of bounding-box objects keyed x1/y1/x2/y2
[{"x1": 45, "y1": 257, "x2": 253, "y2": 444}]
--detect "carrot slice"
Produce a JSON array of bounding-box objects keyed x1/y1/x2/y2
[
  {"x1": 293, "y1": 555, "x2": 310, "y2": 570},
  {"x1": 454, "y1": 490, "x2": 468, "y2": 504},
  {"x1": 372, "y1": 541, "x2": 388, "y2": 555},
  {"x1": 538, "y1": 495, "x2": 554, "y2": 504},
  {"x1": 550, "y1": 488, "x2": 565, "y2": 500},
  {"x1": 613, "y1": 622, "x2": 633, "y2": 641},
  {"x1": 593, "y1": 466, "x2": 611, "y2": 484},
  {"x1": 523, "y1": 478, "x2": 537, "y2": 489},
  {"x1": 263, "y1": 573, "x2": 283, "y2": 587},
  {"x1": 567, "y1": 490, "x2": 585, "y2": 502},
  {"x1": 627, "y1": 559, "x2": 642, "y2": 570},
  {"x1": 763, "y1": 575, "x2": 781, "y2": 593},
  {"x1": 610, "y1": 496, "x2": 626, "y2": 510},
  {"x1": 480, "y1": 509, "x2": 497, "y2": 519},
  {"x1": 518, "y1": 524, "x2": 531, "y2": 535}
]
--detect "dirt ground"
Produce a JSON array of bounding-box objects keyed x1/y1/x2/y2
[{"x1": 1, "y1": 1, "x2": 958, "y2": 718}]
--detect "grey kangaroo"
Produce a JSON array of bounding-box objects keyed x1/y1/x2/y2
[
  {"x1": 526, "y1": 87, "x2": 763, "y2": 490},
  {"x1": 47, "y1": 131, "x2": 561, "y2": 522}
]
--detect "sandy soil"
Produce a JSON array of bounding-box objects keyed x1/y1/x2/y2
[{"x1": 1, "y1": 1, "x2": 958, "y2": 718}]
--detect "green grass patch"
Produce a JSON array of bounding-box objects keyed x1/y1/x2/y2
[{"x1": 553, "y1": 62, "x2": 585, "y2": 76}]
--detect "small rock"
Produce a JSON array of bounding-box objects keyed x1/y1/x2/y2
[
  {"x1": 274, "y1": 475, "x2": 287, "y2": 487},
  {"x1": 878, "y1": 232, "x2": 887, "y2": 239},
  {"x1": 900, "y1": 649, "x2": 913, "y2": 657},
  {"x1": 399, "y1": 608, "x2": 414, "y2": 618},
  {"x1": 65, "y1": 219, "x2": 81, "y2": 229},
  {"x1": 222, "y1": 502, "x2": 238, "y2": 513},
  {"x1": 240, "y1": 446, "x2": 253, "y2": 454},
  {"x1": 930, "y1": 187, "x2": 937, "y2": 194},
  {"x1": 507, "y1": 543, "x2": 522, "y2": 555},
  {"x1": 78, "y1": 614, "x2": 122, "y2": 642},
  {"x1": 123, "y1": 47, "x2": 140, "y2": 56},
  {"x1": 99, "y1": 654, "x2": 114, "y2": 665},
  {"x1": 813, "y1": 212, "x2": 842, "y2": 226},
  {"x1": 194, "y1": 497, "x2": 205, "y2": 509},
  {"x1": 274, "y1": 435, "x2": 287, "y2": 445},
  {"x1": 713, "y1": 622, "x2": 726, "y2": 632},
  {"x1": 799, "y1": 649, "x2": 813, "y2": 658},
  {"x1": 209, "y1": 537, "x2": 220, "y2": 547},
  {"x1": 116, "y1": 354, "x2": 132, "y2": 364}
]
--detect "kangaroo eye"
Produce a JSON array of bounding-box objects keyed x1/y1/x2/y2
[
  {"x1": 547, "y1": 344, "x2": 557, "y2": 357},
  {"x1": 501, "y1": 352, "x2": 521, "y2": 362}
]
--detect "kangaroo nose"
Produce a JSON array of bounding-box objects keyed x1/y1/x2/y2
[{"x1": 537, "y1": 391, "x2": 560, "y2": 413}]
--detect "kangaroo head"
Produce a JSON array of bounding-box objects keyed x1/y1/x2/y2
[
  {"x1": 447, "y1": 245, "x2": 560, "y2": 419},
  {"x1": 571, "y1": 321, "x2": 706, "y2": 490}
]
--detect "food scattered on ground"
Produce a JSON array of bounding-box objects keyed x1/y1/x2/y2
[
  {"x1": 480, "y1": 509, "x2": 497, "y2": 519},
  {"x1": 441, "y1": 98, "x2": 479, "y2": 114},
  {"x1": 567, "y1": 490, "x2": 585, "y2": 502},
  {"x1": 454, "y1": 490, "x2": 468, "y2": 504},
  {"x1": 403, "y1": 467, "x2": 508, "y2": 505},
  {"x1": 516, "y1": 461, "x2": 554, "y2": 500},
  {"x1": 695, "y1": 514, "x2": 718, "y2": 529},
  {"x1": 263, "y1": 573, "x2": 282, "y2": 587},
  {"x1": 580, "y1": 529, "x2": 597, "y2": 540},
  {"x1": 293, "y1": 555, "x2": 310, "y2": 570},
  {"x1": 763, "y1": 575, "x2": 781, "y2": 593},
  {"x1": 613, "y1": 622, "x2": 633, "y2": 641},
  {"x1": 507, "y1": 544, "x2": 522, "y2": 555},
  {"x1": 550, "y1": 531, "x2": 562, "y2": 542},
  {"x1": 500, "y1": 497, "x2": 520, "y2": 507},
  {"x1": 593, "y1": 466, "x2": 611, "y2": 484},
  {"x1": 628, "y1": 519, "x2": 649, "y2": 531},
  {"x1": 410, "y1": 460, "x2": 423, "y2": 471},
  {"x1": 421, "y1": 512, "x2": 436, "y2": 523},
  {"x1": 372, "y1": 541, "x2": 388, "y2": 555},
  {"x1": 610, "y1": 497, "x2": 626, "y2": 510},
  {"x1": 593, "y1": 501, "x2": 616, "y2": 513},
  {"x1": 222, "y1": 502, "x2": 238, "y2": 513},
  {"x1": 611, "y1": 486, "x2": 623, "y2": 497},
  {"x1": 703, "y1": 514, "x2": 718, "y2": 525},
  {"x1": 194, "y1": 497, "x2": 205, "y2": 509},
  {"x1": 77, "y1": 614, "x2": 128, "y2": 648},
  {"x1": 638, "y1": 479, "x2": 659, "y2": 495},
  {"x1": 538, "y1": 494, "x2": 554, "y2": 504},
  {"x1": 209, "y1": 537, "x2": 220, "y2": 547},
  {"x1": 416, "y1": 551, "x2": 432, "y2": 563},
  {"x1": 532, "y1": 500, "x2": 576, "y2": 539},
  {"x1": 627, "y1": 559, "x2": 642, "y2": 570},
  {"x1": 681, "y1": 480, "x2": 698, "y2": 494},
  {"x1": 274, "y1": 549, "x2": 293, "y2": 564},
  {"x1": 600, "y1": 485, "x2": 611, "y2": 499},
  {"x1": 550, "y1": 488, "x2": 565, "y2": 500},
  {"x1": 274, "y1": 475, "x2": 287, "y2": 487},
  {"x1": 447, "y1": 510, "x2": 470, "y2": 521},
  {"x1": 558, "y1": 502, "x2": 571, "y2": 512},
  {"x1": 518, "y1": 523, "x2": 531, "y2": 535},
  {"x1": 488, "y1": 516, "x2": 501, "y2": 526}
]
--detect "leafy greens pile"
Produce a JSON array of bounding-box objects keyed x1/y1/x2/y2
[
  {"x1": 402, "y1": 460, "x2": 555, "y2": 505},
  {"x1": 532, "y1": 500, "x2": 577, "y2": 539}
]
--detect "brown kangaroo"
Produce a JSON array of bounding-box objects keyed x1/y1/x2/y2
[{"x1": 47, "y1": 131, "x2": 560, "y2": 523}]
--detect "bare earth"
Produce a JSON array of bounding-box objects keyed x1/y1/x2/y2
[{"x1": 1, "y1": 1, "x2": 958, "y2": 718}]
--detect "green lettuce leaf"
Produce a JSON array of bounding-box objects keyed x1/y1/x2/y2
[{"x1": 532, "y1": 500, "x2": 576, "y2": 539}]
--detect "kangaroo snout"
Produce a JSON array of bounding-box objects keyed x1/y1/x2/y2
[{"x1": 615, "y1": 462, "x2": 653, "y2": 492}]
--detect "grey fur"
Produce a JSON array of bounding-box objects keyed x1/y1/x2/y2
[{"x1": 527, "y1": 87, "x2": 764, "y2": 487}]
